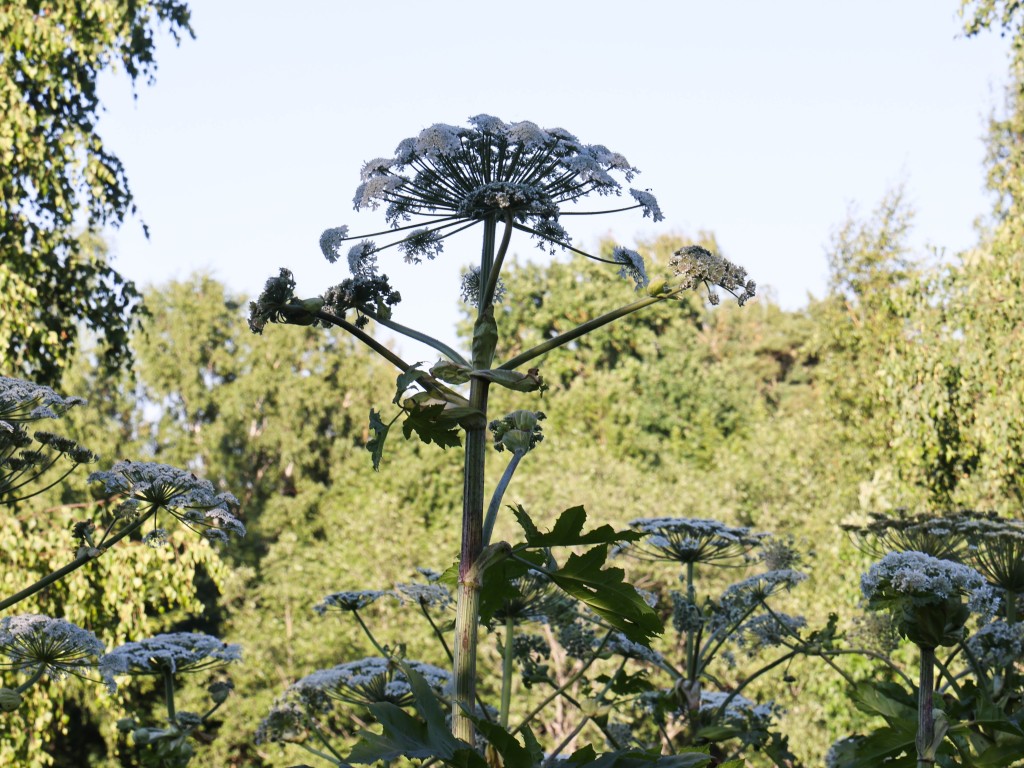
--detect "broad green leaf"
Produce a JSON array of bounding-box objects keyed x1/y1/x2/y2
[
  {"x1": 547, "y1": 545, "x2": 663, "y2": 644},
  {"x1": 514, "y1": 505, "x2": 643, "y2": 547},
  {"x1": 830, "y1": 729, "x2": 916, "y2": 768},
  {"x1": 473, "y1": 720, "x2": 543, "y2": 768},
  {"x1": 851, "y1": 681, "x2": 917, "y2": 726},
  {"x1": 348, "y1": 664, "x2": 483, "y2": 767},
  {"x1": 402, "y1": 403, "x2": 463, "y2": 449}
]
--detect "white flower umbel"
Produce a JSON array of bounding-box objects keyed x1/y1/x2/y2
[
  {"x1": 254, "y1": 699, "x2": 308, "y2": 745},
  {"x1": 861, "y1": 551, "x2": 998, "y2": 616},
  {"x1": 290, "y1": 657, "x2": 450, "y2": 709},
  {"x1": 965, "y1": 621, "x2": 1024, "y2": 670},
  {"x1": 622, "y1": 517, "x2": 767, "y2": 566},
  {"x1": 0, "y1": 614, "x2": 104, "y2": 683},
  {"x1": 320, "y1": 114, "x2": 664, "y2": 282},
  {"x1": 699, "y1": 690, "x2": 777, "y2": 729},
  {"x1": 314, "y1": 590, "x2": 392, "y2": 615},
  {"x1": 709, "y1": 570, "x2": 808, "y2": 635},
  {"x1": 612, "y1": 247, "x2": 650, "y2": 291},
  {"x1": 88, "y1": 461, "x2": 244, "y2": 542},
  {"x1": 0, "y1": 376, "x2": 86, "y2": 423},
  {"x1": 395, "y1": 582, "x2": 453, "y2": 610},
  {"x1": 670, "y1": 245, "x2": 756, "y2": 306},
  {"x1": 100, "y1": 632, "x2": 241, "y2": 682}
]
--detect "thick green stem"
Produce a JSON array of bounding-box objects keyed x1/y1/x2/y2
[
  {"x1": 917, "y1": 645, "x2": 936, "y2": 767},
  {"x1": 451, "y1": 376, "x2": 490, "y2": 743},
  {"x1": 684, "y1": 561, "x2": 696, "y2": 680},
  {"x1": 0, "y1": 505, "x2": 156, "y2": 612},
  {"x1": 481, "y1": 213, "x2": 514, "y2": 309},
  {"x1": 500, "y1": 616, "x2": 515, "y2": 728}
]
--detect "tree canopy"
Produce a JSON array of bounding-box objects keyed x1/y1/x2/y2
[{"x1": 0, "y1": 0, "x2": 193, "y2": 385}]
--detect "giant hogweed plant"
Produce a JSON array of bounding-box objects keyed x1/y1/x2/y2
[
  {"x1": 245, "y1": 115, "x2": 794, "y2": 767},
  {"x1": 0, "y1": 375, "x2": 245, "y2": 766},
  {"x1": 825, "y1": 512, "x2": 1024, "y2": 768}
]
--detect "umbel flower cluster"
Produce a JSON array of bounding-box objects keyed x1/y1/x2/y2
[
  {"x1": 249, "y1": 115, "x2": 755, "y2": 338},
  {"x1": 862, "y1": 550, "x2": 998, "y2": 648},
  {"x1": 0, "y1": 615, "x2": 104, "y2": 682},
  {"x1": 322, "y1": 114, "x2": 662, "y2": 264},
  {"x1": 1, "y1": 376, "x2": 96, "y2": 502},
  {"x1": 88, "y1": 461, "x2": 245, "y2": 544}
]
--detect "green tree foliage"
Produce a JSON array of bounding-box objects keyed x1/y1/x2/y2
[
  {"x1": 0, "y1": 0, "x2": 193, "y2": 385},
  {"x1": 856, "y1": 4, "x2": 1024, "y2": 511},
  {"x1": 0, "y1": 361, "x2": 231, "y2": 767}
]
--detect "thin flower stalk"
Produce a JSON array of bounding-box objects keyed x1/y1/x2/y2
[{"x1": 0, "y1": 504, "x2": 157, "y2": 612}]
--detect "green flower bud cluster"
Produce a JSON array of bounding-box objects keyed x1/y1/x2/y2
[{"x1": 489, "y1": 410, "x2": 545, "y2": 454}]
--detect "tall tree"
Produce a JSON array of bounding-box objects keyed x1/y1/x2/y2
[{"x1": 0, "y1": 1, "x2": 192, "y2": 384}]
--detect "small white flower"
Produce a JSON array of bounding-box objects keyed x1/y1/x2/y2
[
  {"x1": 629, "y1": 188, "x2": 664, "y2": 222},
  {"x1": 395, "y1": 582, "x2": 453, "y2": 609},
  {"x1": 966, "y1": 621, "x2": 1024, "y2": 669},
  {"x1": 347, "y1": 240, "x2": 379, "y2": 279},
  {"x1": 622, "y1": 517, "x2": 767, "y2": 565},
  {"x1": 612, "y1": 246, "x2": 649, "y2": 290},
  {"x1": 88, "y1": 461, "x2": 244, "y2": 541},
  {"x1": 861, "y1": 551, "x2": 997, "y2": 616},
  {"x1": 319, "y1": 226, "x2": 350, "y2": 263},
  {"x1": 670, "y1": 245, "x2": 755, "y2": 306}
]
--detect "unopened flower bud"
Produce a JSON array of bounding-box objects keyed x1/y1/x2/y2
[
  {"x1": 208, "y1": 680, "x2": 234, "y2": 704},
  {"x1": 0, "y1": 688, "x2": 22, "y2": 712},
  {"x1": 646, "y1": 277, "x2": 669, "y2": 296},
  {"x1": 132, "y1": 728, "x2": 156, "y2": 745}
]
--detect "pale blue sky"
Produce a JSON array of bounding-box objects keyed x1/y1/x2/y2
[{"x1": 96, "y1": 1, "x2": 1011, "y2": 356}]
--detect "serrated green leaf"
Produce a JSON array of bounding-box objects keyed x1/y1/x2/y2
[
  {"x1": 829, "y1": 729, "x2": 916, "y2": 768},
  {"x1": 402, "y1": 403, "x2": 463, "y2": 449},
  {"x1": 348, "y1": 664, "x2": 484, "y2": 767},
  {"x1": 514, "y1": 505, "x2": 643, "y2": 548},
  {"x1": 394, "y1": 364, "x2": 427, "y2": 405},
  {"x1": 366, "y1": 408, "x2": 389, "y2": 471},
  {"x1": 547, "y1": 545, "x2": 663, "y2": 644},
  {"x1": 473, "y1": 720, "x2": 543, "y2": 768}
]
